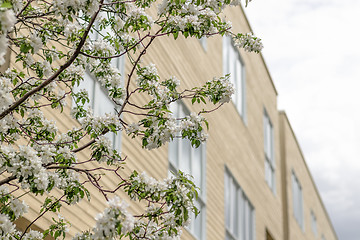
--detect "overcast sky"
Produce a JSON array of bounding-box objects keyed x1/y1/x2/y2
[{"x1": 243, "y1": 1, "x2": 360, "y2": 239}]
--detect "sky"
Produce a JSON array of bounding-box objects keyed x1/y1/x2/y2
[{"x1": 243, "y1": 1, "x2": 360, "y2": 239}]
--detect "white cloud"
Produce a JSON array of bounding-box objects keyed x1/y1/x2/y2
[{"x1": 244, "y1": 1, "x2": 360, "y2": 239}]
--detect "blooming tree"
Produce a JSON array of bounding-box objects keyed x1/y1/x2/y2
[{"x1": 0, "y1": 0, "x2": 262, "y2": 239}]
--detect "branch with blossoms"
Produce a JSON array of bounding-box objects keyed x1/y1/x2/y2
[{"x1": 0, "y1": 0, "x2": 262, "y2": 239}]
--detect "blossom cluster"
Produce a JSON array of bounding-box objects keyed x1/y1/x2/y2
[
  {"x1": 137, "y1": 64, "x2": 180, "y2": 109},
  {"x1": 0, "y1": 144, "x2": 81, "y2": 195},
  {"x1": 92, "y1": 197, "x2": 134, "y2": 239},
  {"x1": 80, "y1": 109, "x2": 121, "y2": 139},
  {"x1": 73, "y1": 171, "x2": 198, "y2": 240},
  {"x1": 53, "y1": 0, "x2": 99, "y2": 17},
  {"x1": 158, "y1": 0, "x2": 234, "y2": 37},
  {"x1": 0, "y1": 6, "x2": 16, "y2": 65},
  {"x1": 204, "y1": 75, "x2": 235, "y2": 104},
  {"x1": 126, "y1": 171, "x2": 197, "y2": 238},
  {"x1": 0, "y1": 75, "x2": 14, "y2": 113},
  {"x1": 131, "y1": 110, "x2": 208, "y2": 150},
  {"x1": 0, "y1": 185, "x2": 42, "y2": 239},
  {"x1": 131, "y1": 64, "x2": 233, "y2": 150},
  {"x1": 233, "y1": 33, "x2": 264, "y2": 53}
]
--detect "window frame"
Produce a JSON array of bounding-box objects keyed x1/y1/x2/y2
[
  {"x1": 292, "y1": 171, "x2": 304, "y2": 230},
  {"x1": 222, "y1": 35, "x2": 246, "y2": 121},
  {"x1": 264, "y1": 109, "x2": 275, "y2": 193},
  {"x1": 225, "y1": 167, "x2": 255, "y2": 240},
  {"x1": 168, "y1": 101, "x2": 207, "y2": 240}
]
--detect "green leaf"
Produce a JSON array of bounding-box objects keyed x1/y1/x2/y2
[
  {"x1": 192, "y1": 97, "x2": 196, "y2": 104},
  {"x1": 0, "y1": 1, "x2": 12, "y2": 8},
  {"x1": 173, "y1": 31, "x2": 179, "y2": 40}
]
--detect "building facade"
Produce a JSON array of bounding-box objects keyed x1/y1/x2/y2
[{"x1": 3, "y1": 3, "x2": 338, "y2": 240}]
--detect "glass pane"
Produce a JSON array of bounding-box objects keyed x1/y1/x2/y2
[
  {"x1": 193, "y1": 200, "x2": 203, "y2": 239},
  {"x1": 225, "y1": 172, "x2": 231, "y2": 228},
  {"x1": 94, "y1": 85, "x2": 115, "y2": 116},
  {"x1": 113, "y1": 131, "x2": 121, "y2": 152},
  {"x1": 169, "y1": 138, "x2": 179, "y2": 167},
  {"x1": 270, "y1": 127, "x2": 274, "y2": 165},
  {"x1": 266, "y1": 123, "x2": 272, "y2": 160},
  {"x1": 94, "y1": 84, "x2": 116, "y2": 147},
  {"x1": 229, "y1": 46, "x2": 236, "y2": 89},
  {"x1": 223, "y1": 36, "x2": 230, "y2": 75},
  {"x1": 169, "y1": 102, "x2": 179, "y2": 117},
  {"x1": 111, "y1": 57, "x2": 120, "y2": 69},
  {"x1": 236, "y1": 58, "x2": 242, "y2": 114},
  {"x1": 179, "y1": 140, "x2": 191, "y2": 174},
  {"x1": 250, "y1": 205, "x2": 255, "y2": 240},
  {"x1": 299, "y1": 187, "x2": 303, "y2": 227},
  {"x1": 230, "y1": 180, "x2": 237, "y2": 235},
  {"x1": 270, "y1": 167, "x2": 275, "y2": 189},
  {"x1": 193, "y1": 146, "x2": 202, "y2": 190},
  {"x1": 264, "y1": 115, "x2": 268, "y2": 152},
  {"x1": 265, "y1": 160, "x2": 270, "y2": 186},
  {"x1": 244, "y1": 199, "x2": 250, "y2": 240},
  {"x1": 178, "y1": 104, "x2": 186, "y2": 118},
  {"x1": 239, "y1": 191, "x2": 245, "y2": 240},
  {"x1": 88, "y1": 21, "x2": 99, "y2": 40}
]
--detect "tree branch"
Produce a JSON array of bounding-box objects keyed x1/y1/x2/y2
[{"x1": 0, "y1": 1, "x2": 103, "y2": 120}]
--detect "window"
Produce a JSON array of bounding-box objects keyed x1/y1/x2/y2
[
  {"x1": 292, "y1": 171, "x2": 304, "y2": 230},
  {"x1": 76, "y1": 72, "x2": 122, "y2": 150},
  {"x1": 168, "y1": 102, "x2": 206, "y2": 240},
  {"x1": 311, "y1": 210, "x2": 317, "y2": 236},
  {"x1": 225, "y1": 168, "x2": 255, "y2": 240},
  {"x1": 264, "y1": 110, "x2": 275, "y2": 193},
  {"x1": 223, "y1": 35, "x2": 246, "y2": 118},
  {"x1": 74, "y1": 15, "x2": 125, "y2": 151}
]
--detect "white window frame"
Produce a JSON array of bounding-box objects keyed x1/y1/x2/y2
[
  {"x1": 264, "y1": 109, "x2": 275, "y2": 193},
  {"x1": 225, "y1": 167, "x2": 255, "y2": 240},
  {"x1": 311, "y1": 210, "x2": 317, "y2": 236},
  {"x1": 223, "y1": 35, "x2": 246, "y2": 121},
  {"x1": 292, "y1": 171, "x2": 304, "y2": 230},
  {"x1": 168, "y1": 102, "x2": 206, "y2": 240}
]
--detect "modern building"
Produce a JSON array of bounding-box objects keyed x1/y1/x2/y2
[{"x1": 2, "y1": 3, "x2": 338, "y2": 240}]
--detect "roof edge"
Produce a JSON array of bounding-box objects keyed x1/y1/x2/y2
[{"x1": 239, "y1": 4, "x2": 278, "y2": 96}]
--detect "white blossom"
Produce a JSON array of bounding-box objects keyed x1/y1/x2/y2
[
  {"x1": 0, "y1": 9, "x2": 16, "y2": 33},
  {"x1": 0, "y1": 213, "x2": 16, "y2": 236},
  {"x1": 9, "y1": 198, "x2": 29, "y2": 219},
  {"x1": 233, "y1": 33, "x2": 263, "y2": 53},
  {"x1": 23, "y1": 230, "x2": 43, "y2": 240},
  {"x1": 29, "y1": 33, "x2": 43, "y2": 53},
  {"x1": 0, "y1": 34, "x2": 8, "y2": 66},
  {"x1": 92, "y1": 196, "x2": 134, "y2": 239}
]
